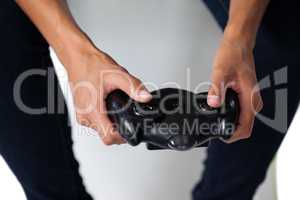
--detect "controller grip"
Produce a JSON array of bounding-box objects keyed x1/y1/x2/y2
[
  {"x1": 146, "y1": 142, "x2": 209, "y2": 150},
  {"x1": 106, "y1": 88, "x2": 239, "y2": 151}
]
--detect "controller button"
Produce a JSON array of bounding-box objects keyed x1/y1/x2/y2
[
  {"x1": 133, "y1": 105, "x2": 143, "y2": 116},
  {"x1": 201, "y1": 102, "x2": 212, "y2": 111},
  {"x1": 133, "y1": 104, "x2": 156, "y2": 116},
  {"x1": 168, "y1": 135, "x2": 194, "y2": 151},
  {"x1": 141, "y1": 104, "x2": 154, "y2": 111},
  {"x1": 198, "y1": 102, "x2": 217, "y2": 114}
]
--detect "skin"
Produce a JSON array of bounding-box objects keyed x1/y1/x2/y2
[
  {"x1": 15, "y1": 0, "x2": 269, "y2": 145},
  {"x1": 16, "y1": 0, "x2": 152, "y2": 145},
  {"x1": 207, "y1": 0, "x2": 269, "y2": 142}
]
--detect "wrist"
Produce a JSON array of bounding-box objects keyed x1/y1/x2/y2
[
  {"x1": 53, "y1": 27, "x2": 96, "y2": 54},
  {"x1": 223, "y1": 24, "x2": 256, "y2": 50},
  {"x1": 53, "y1": 30, "x2": 101, "y2": 71}
]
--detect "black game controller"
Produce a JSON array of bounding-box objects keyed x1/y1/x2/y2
[{"x1": 106, "y1": 88, "x2": 239, "y2": 151}]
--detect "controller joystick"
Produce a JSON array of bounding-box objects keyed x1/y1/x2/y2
[{"x1": 106, "y1": 88, "x2": 239, "y2": 151}]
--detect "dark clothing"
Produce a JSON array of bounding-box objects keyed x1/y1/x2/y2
[
  {"x1": 193, "y1": 0, "x2": 300, "y2": 199},
  {"x1": 0, "y1": 1, "x2": 92, "y2": 199},
  {"x1": 0, "y1": 0, "x2": 299, "y2": 200}
]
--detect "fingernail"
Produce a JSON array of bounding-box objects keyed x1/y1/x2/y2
[
  {"x1": 207, "y1": 95, "x2": 220, "y2": 107},
  {"x1": 137, "y1": 90, "x2": 152, "y2": 99}
]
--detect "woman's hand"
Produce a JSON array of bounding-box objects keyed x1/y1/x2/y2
[
  {"x1": 15, "y1": 0, "x2": 152, "y2": 146},
  {"x1": 59, "y1": 44, "x2": 152, "y2": 145},
  {"x1": 207, "y1": 33, "x2": 263, "y2": 143}
]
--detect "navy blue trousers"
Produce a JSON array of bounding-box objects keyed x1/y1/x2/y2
[
  {"x1": 0, "y1": 0, "x2": 299, "y2": 200},
  {"x1": 0, "y1": 1, "x2": 92, "y2": 199},
  {"x1": 193, "y1": 1, "x2": 300, "y2": 199}
]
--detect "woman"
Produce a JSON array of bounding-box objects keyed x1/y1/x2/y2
[{"x1": 0, "y1": 0, "x2": 298, "y2": 199}]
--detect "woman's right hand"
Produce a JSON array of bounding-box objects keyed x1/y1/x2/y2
[
  {"x1": 58, "y1": 43, "x2": 152, "y2": 145},
  {"x1": 15, "y1": 0, "x2": 152, "y2": 145}
]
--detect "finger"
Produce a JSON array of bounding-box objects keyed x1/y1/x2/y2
[
  {"x1": 107, "y1": 71, "x2": 152, "y2": 103},
  {"x1": 207, "y1": 68, "x2": 230, "y2": 108},
  {"x1": 251, "y1": 85, "x2": 264, "y2": 113},
  {"x1": 76, "y1": 115, "x2": 92, "y2": 127},
  {"x1": 226, "y1": 88, "x2": 255, "y2": 143},
  {"x1": 241, "y1": 68, "x2": 264, "y2": 113},
  {"x1": 91, "y1": 102, "x2": 126, "y2": 145}
]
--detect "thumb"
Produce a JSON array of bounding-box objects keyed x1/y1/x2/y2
[
  {"x1": 111, "y1": 71, "x2": 152, "y2": 102},
  {"x1": 207, "y1": 70, "x2": 228, "y2": 108}
]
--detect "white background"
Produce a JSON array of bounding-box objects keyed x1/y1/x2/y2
[{"x1": 0, "y1": 0, "x2": 297, "y2": 199}]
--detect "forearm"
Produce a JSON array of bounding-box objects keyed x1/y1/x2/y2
[
  {"x1": 208, "y1": 0, "x2": 267, "y2": 141},
  {"x1": 16, "y1": 0, "x2": 96, "y2": 69},
  {"x1": 224, "y1": 0, "x2": 270, "y2": 49}
]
